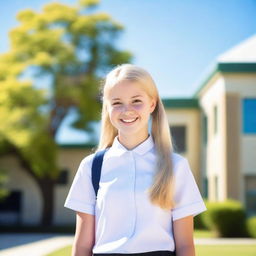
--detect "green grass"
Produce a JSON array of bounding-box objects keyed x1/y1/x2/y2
[
  {"x1": 46, "y1": 245, "x2": 71, "y2": 256},
  {"x1": 46, "y1": 244, "x2": 256, "y2": 256},
  {"x1": 196, "y1": 245, "x2": 256, "y2": 256},
  {"x1": 194, "y1": 229, "x2": 214, "y2": 238},
  {"x1": 45, "y1": 230, "x2": 254, "y2": 256}
]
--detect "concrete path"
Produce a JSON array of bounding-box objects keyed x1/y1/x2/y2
[
  {"x1": 0, "y1": 233, "x2": 73, "y2": 256},
  {"x1": 0, "y1": 234, "x2": 256, "y2": 256}
]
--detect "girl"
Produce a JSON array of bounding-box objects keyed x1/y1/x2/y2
[{"x1": 65, "y1": 64, "x2": 206, "y2": 256}]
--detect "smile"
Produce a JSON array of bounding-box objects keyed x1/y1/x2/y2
[{"x1": 120, "y1": 117, "x2": 138, "y2": 123}]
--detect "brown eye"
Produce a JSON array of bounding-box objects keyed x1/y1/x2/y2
[
  {"x1": 133, "y1": 99, "x2": 141, "y2": 103},
  {"x1": 112, "y1": 102, "x2": 121, "y2": 106}
]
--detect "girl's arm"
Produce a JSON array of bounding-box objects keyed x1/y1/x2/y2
[
  {"x1": 72, "y1": 211, "x2": 95, "y2": 256},
  {"x1": 173, "y1": 215, "x2": 195, "y2": 256}
]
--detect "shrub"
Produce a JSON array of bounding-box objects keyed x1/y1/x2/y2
[
  {"x1": 194, "y1": 212, "x2": 208, "y2": 230},
  {"x1": 247, "y1": 216, "x2": 256, "y2": 238},
  {"x1": 201, "y1": 200, "x2": 248, "y2": 237}
]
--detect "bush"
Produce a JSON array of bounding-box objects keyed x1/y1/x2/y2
[
  {"x1": 201, "y1": 200, "x2": 248, "y2": 237},
  {"x1": 194, "y1": 212, "x2": 208, "y2": 230},
  {"x1": 247, "y1": 216, "x2": 256, "y2": 238}
]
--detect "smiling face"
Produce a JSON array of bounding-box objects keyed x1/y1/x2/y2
[{"x1": 106, "y1": 80, "x2": 156, "y2": 142}]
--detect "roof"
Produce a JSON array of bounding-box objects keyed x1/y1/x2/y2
[
  {"x1": 218, "y1": 34, "x2": 256, "y2": 63},
  {"x1": 59, "y1": 143, "x2": 96, "y2": 149},
  {"x1": 162, "y1": 98, "x2": 199, "y2": 108},
  {"x1": 194, "y1": 34, "x2": 256, "y2": 97}
]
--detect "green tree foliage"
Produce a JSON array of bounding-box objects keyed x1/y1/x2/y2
[
  {"x1": 0, "y1": 0, "x2": 132, "y2": 225},
  {"x1": 0, "y1": 169, "x2": 9, "y2": 200}
]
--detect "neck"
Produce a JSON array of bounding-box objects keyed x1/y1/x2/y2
[{"x1": 118, "y1": 132, "x2": 149, "y2": 150}]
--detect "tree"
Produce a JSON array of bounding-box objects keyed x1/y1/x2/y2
[
  {"x1": 0, "y1": 0, "x2": 132, "y2": 225},
  {"x1": 0, "y1": 54, "x2": 58, "y2": 225}
]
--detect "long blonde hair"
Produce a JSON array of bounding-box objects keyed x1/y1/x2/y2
[{"x1": 97, "y1": 64, "x2": 175, "y2": 209}]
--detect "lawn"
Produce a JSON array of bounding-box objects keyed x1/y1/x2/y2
[
  {"x1": 47, "y1": 245, "x2": 71, "y2": 256},
  {"x1": 196, "y1": 245, "x2": 256, "y2": 256},
  {"x1": 46, "y1": 244, "x2": 256, "y2": 256},
  {"x1": 194, "y1": 229, "x2": 214, "y2": 238},
  {"x1": 46, "y1": 230, "x2": 255, "y2": 256}
]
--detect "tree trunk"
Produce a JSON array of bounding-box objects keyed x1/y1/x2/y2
[{"x1": 37, "y1": 178, "x2": 56, "y2": 226}]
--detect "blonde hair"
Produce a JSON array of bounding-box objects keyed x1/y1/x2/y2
[{"x1": 98, "y1": 64, "x2": 175, "y2": 209}]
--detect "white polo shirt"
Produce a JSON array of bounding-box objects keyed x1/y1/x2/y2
[{"x1": 64, "y1": 134, "x2": 206, "y2": 254}]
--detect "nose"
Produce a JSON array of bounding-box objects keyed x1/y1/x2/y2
[{"x1": 123, "y1": 104, "x2": 134, "y2": 115}]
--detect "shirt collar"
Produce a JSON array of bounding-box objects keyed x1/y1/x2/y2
[{"x1": 109, "y1": 134, "x2": 154, "y2": 156}]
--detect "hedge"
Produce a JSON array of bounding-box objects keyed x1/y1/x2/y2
[
  {"x1": 201, "y1": 200, "x2": 248, "y2": 237},
  {"x1": 247, "y1": 216, "x2": 256, "y2": 238}
]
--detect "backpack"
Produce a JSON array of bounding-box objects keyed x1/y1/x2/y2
[{"x1": 91, "y1": 148, "x2": 108, "y2": 196}]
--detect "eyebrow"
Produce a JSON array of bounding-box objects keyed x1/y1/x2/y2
[{"x1": 111, "y1": 95, "x2": 142, "y2": 101}]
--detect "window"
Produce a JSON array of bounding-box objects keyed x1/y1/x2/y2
[
  {"x1": 170, "y1": 125, "x2": 186, "y2": 153},
  {"x1": 213, "y1": 105, "x2": 218, "y2": 135},
  {"x1": 214, "y1": 175, "x2": 219, "y2": 200},
  {"x1": 203, "y1": 114, "x2": 208, "y2": 145},
  {"x1": 0, "y1": 191, "x2": 22, "y2": 225},
  {"x1": 57, "y1": 169, "x2": 69, "y2": 185},
  {"x1": 245, "y1": 175, "x2": 256, "y2": 216},
  {"x1": 203, "y1": 177, "x2": 208, "y2": 199},
  {"x1": 243, "y1": 98, "x2": 256, "y2": 134}
]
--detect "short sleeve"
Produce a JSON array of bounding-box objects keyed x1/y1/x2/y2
[
  {"x1": 171, "y1": 156, "x2": 207, "y2": 221},
  {"x1": 64, "y1": 155, "x2": 96, "y2": 215}
]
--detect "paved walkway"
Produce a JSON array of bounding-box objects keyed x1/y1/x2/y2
[
  {"x1": 0, "y1": 233, "x2": 73, "y2": 256},
  {"x1": 0, "y1": 233, "x2": 256, "y2": 256}
]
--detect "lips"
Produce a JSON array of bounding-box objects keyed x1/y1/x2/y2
[{"x1": 120, "y1": 117, "x2": 138, "y2": 123}]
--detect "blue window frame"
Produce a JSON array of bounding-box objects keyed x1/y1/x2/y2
[{"x1": 243, "y1": 98, "x2": 256, "y2": 134}]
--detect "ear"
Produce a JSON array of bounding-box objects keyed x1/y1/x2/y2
[{"x1": 150, "y1": 99, "x2": 156, "y2": 114}]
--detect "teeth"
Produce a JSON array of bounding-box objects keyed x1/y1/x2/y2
[{"x1": 122, "y1": 118, "x2": 137, "y2": 123}]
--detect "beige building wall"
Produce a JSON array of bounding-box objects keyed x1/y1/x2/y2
[
  {"x1": 0, "y1": 155, "x2": 42, "y2": 225},
  {"x1": 0, "y1": 148, "x2": 94, "y2": 226},
  {"x1": 165, "y1": 109, "x2": 201, "y2": 188},
  {"x1": 55, "y1": 147, "x2": 94, "y2": 225},
  {"x1": 224, "y1": 73, "x2": 256, "y2": 205},
  {"x1": 200, "y1": 72, "x2": 256, "y2": 204},
  {"x1": 224, "y1": 73, "x2": 256, "y2": 175},
  {"x1": 199, "y1": 75, "x2": 227, "y2": 201},
  {"x1": 224, "y1": 92, "x2": 241, "y2": 201}
]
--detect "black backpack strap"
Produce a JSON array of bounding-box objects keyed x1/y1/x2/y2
[{"x1": 91, "y1": 148, "x2": 108, "y2": 197}]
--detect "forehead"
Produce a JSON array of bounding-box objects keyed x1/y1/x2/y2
[{"x1": 107, "y1": 80, "x2": 148, "y2": 100}]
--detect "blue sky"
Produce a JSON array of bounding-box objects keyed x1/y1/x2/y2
[{"x1": 1, "y1": 0, "x2": 256, "y2": 143}]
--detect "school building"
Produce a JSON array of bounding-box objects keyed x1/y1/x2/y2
[{"x1": 0, "y1": 35, "x2": 255, "y2": 225}]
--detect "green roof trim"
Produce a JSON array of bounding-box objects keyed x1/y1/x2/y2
[
  {"x1": 193, "y1": 68, "x2": 216, "y2": 97},
  {"x1": 218, "y1": 62, "x2": 256, "y2": 72},
  {"x1": 162, "y1": 98, "x2": 199, "y2": 108},
  {"x1": 194, "y1": 62, "x2": 256, "y2": 97},
  {"x1": 59, "y1": 143, "x2": 96, "y2": 149}
]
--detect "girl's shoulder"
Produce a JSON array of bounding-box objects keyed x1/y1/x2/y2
[
  {"x1": 78, "y1": 148, "x2": 109, "y2": 175},
  {"x1": 171, "y1": 151, "x2": 187, "y2": 164},
  {"x1": 171, "y1": 152, "x2": 190, "y2": 174},
  {"x1": 76, "y1": 152, "x2": 97, "y2": 177},
  {"x1": 80, "y1": 152, "x2": 96, "y2": 165}
]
